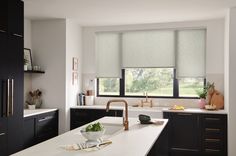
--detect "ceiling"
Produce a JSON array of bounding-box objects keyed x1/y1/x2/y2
[{"x1": 23, "y1": 0, "x2": 236, "y2": 26}]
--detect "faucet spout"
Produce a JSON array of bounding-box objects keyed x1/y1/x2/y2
[{"x1": 106, "y1": 99, "x2": 129, "y2": 130}]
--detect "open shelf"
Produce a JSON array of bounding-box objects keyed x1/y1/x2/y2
[{"x1": 24, "y1": 70, "x2": 45, "y2": 74}]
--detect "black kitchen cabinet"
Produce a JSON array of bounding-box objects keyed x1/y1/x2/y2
[
  {"x1": 201, "y1": 114, "x2": 227, "y2": 156},
  {"x1": 0, "y1": 0, "x2": 23, "y2": 36},
  {"x1": 164, "y1": 112, "x2": 227, "y2": 156},
  {"x1": 8, "y1": 0, "x2": 24, "y2": 36},
  {"x1": 70, "y1": 108, "x2": 123, "y2": 130},
  {"x1": 0, "y1": 0, "x2": 24, "y2": 155},
  {"x1": 23, "y1": 110, "x2": 59, "y2": 149}
]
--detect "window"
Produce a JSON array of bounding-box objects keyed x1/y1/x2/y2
[
  {"x1": 98, "y1": 78, "x2": 120, "y2": 96},
  {"x1": 125, "y1": 68, "x2": 173, "y2": 96},
  {"x1": 96, "y1": 29, "x2": 206, "y2": 98},
  {"x1": 178, "y1": 78, "x2": 205, "y2": 97},
  {"x1": 97, "y1": 69, "x2": 205, "y2": 98}
]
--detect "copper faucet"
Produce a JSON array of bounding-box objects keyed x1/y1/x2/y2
[{"x1": 106, "y1": 99, "x2": 129, "y2": 130}]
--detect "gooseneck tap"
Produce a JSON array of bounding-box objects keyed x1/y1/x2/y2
[{"x1": 106, "y1": 99, "x2": 129, "y2": 130}]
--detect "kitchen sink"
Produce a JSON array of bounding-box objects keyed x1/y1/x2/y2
[{"x1": 101, "y1": 123, "x2": 123, "y2": 138}]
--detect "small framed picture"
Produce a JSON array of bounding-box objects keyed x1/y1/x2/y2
[
  {"x1": 72, "y1": 72, "x2": 78, "y2": 85},
  {"x1": 24, "y1": 48, "x2": 33, "y2": 70},
  {"x1": 72, "y1": 57, "x2": 78, "y2": 71}
]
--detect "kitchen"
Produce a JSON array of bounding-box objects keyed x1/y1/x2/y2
[{"x1": 0, "y1": 0, "x2": 236, "y2": 156}]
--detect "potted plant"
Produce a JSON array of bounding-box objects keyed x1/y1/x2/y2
[
  {"x1": 26, "y1": 89, "x2": 42, "y2": 109},
  {"x1": 24, "y1": 58, "x2": 28, "y2": 71},
  {"x1": 196, "y1": 87, "x2": 208, "y2": 109}
]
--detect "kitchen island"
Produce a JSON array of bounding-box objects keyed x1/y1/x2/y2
[{"x1": 13, "y1": 117, "x2": 168, "y2": 156}]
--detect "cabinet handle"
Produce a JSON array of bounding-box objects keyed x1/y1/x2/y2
[
  {"x1": 0, "y1": 133, "x2": 5, "y2": 136},
  {"x1": 0, "y1": 30, "x2": 6, "y2": 33},
  {"x1": 13, "y1": 33, "x2": 23, "y2": 37},
  {"x1": 177, "y1": 113, "x2": 193, "y2": 116},
  {"x1": 205, "y1": 138, "x2": 220, "y2": 142},
  {"x1": 205, "y1": 117, "x2": 220, "y2": 121},
  {"x1": 10, "y1": 79, "x2": 14, "y2": 116},
  {"x1": 38, "y1": 116, "x2": 53, "y2": 122},
  {"x1": 205, "y1": 128, "x2": 220, "y2": 132},
  {"x1": 7, "y1": 79, "x2": 10, "y2": 117},
  {"x1": 205, "y1": 149, "x2": 221, "y2": 152}
]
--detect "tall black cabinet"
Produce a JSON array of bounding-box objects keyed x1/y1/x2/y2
[{"x1": 0, "y1": 0, "x2": 24, "y2": 155}]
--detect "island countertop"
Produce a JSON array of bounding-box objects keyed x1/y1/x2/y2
[{"x1": 12, "y1": 117, "x2": 168, "y2": 156}]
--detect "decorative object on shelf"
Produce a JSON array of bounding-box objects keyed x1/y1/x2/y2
[
  {"x1": 85, "y1": 96, "x2": 94, "y2": 105},
  {"x1": 24, "y1": 48, "x2": 33, "y2": 71},
  {"x1": 72, "y1": 57, "x2": 78, "y2": 71},
  {"x1": 196, "y1": 85, "x2": 208, "y2": 109},
  {"x1": 24, "y1": 58, "x2": 28, "y2": 71},
  {"x1": 205, "y1": 82, "x2": 224, "y2": 110},
  {"x1": 27, "y1": 104, "x2": 36, "y2": 110},
  {"x1": 26, "y1": 89, "x2": 42, "y2": 109},
  {"x1": 33, "y1": 65, "x2": 41, "y2": 71},
  {"x1": 72, "y1": 72, "x2": 78, "y2": 85},
  {"x1": 78, "y1": 93, "x2": 85, "y2": 105}
]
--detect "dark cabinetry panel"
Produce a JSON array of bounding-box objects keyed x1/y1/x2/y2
[
  {"x1": 164, "y1": 112, "x2": 227, "y2": 156},
  {"x1": 23, "y1": 110, "x2": 59, "y2": 149},
  {"x1": 0, "y1": 0, "x2": 23, "y2": 36},
  {"x1": 0, "y1": 0, "x2": 24, "y2": 155},
  {"x1": 70, "y1": 108, "x2": 123, "y2": 130},
  {"x1": 201, "y1": 114, "x2": 227, "y2": 156}
]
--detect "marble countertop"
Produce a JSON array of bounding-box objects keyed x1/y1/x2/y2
[
  {"x1": 24, "y1": 109, "x2": 58, "y2": 118},
  {"x1": 12, "y1": 117, "x2": 168, "y2": 156}
]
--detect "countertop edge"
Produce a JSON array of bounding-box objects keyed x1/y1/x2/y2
[
  {"x1": 71, "y1": 105, "x2": 228, "y2": 114},
  {"x1": 24, "y1": 108, "x2": 58, "y2": 118}
]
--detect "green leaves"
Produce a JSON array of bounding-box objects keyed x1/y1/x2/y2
[{"x1": 85, "y1": 122, "x2": 104, "y2": 132}]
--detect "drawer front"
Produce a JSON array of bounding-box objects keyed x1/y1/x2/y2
[
  {"x1": 204, "y1": 139, "x2": 221, "y2": 149},
  {"x1": 201, "y1": 114, "x2": 227, "y2": 156},
  {"x1": 36, "y1": 111, "x2": 58, "y2": 137},
  {"x1": 204, "y1": 128, "x2": 222, "y2": 138},
  {"x1": 202, "y1": 114, "x2": 226, "y2": 128}
]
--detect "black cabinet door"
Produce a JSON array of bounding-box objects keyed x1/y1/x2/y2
[
  {"x1": 7, "y1": 35, "x2": 24, "y2": 155},
  {"x1": 0, "y1": 0, "x2": 23, "y2": 36},
  {"x1": 0, "y1": 119, "x2": 7, "y2": 156},
  {"x1": 0, "y1": 1, "x2": 7, "y2": 32},
  {"x1": 8, "y1": 0, "x2": 24, "y2": 36},
  {"x1": 0, "y1": 31, "x2": 8, "y2": 156},
  {"x1": 36, "y1": 111, "x2": 58, "y2": 143},
  {"x1": 23, "y1": 117, "x2": 35, "y2": 149},
  {"x1": 165, "y1": 112, "x2": 201, "y2": 156}
]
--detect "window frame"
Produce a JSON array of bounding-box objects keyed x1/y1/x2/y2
[{"x1": 97, "y1": 68, "x2": 206, "y2": 99}]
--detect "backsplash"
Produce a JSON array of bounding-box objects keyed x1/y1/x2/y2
[{"x1": 95, "y1": 97, "x2": 199, "y2": 108}]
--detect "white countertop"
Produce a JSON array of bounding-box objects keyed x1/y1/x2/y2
[
  {"x1": 71, "y1": 105, "x2": 227, "y2": 114},
  {"x1": 12, "y1": 117, "x2": 168, "y2": 156},
  {"x1": 24, "y1": 109, "x2": 58, "y2": 118},
  {"x1": 162, "y1": 108, "x2": 228, "y2": 114}
]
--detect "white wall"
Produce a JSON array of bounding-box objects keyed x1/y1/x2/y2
[
  {"x1": 82, "y1": 19, "x2": 225, "y2": 101},
  {"x1": 32, "y1": 19, "x2": 67, "y2": 134},
  {"x1": 227, "y1": 7, "x2": 236, "y2": 156},
  {"x1": 65, "y1": 19, "x2": 82, "y2": 131},
  {"x1": 30, "y1": 19, "x2": 82, "y2": 133},
  {"x1": 24, "y1": 19, "x2": 32, "y2": 107}
]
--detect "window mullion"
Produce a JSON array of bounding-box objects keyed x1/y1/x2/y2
[
  {"x1": 120, "y1": 69, "x2": 125, "y2": 96},
  {"x1": 173, "y1": 69, "x2": 179, "y2": 97}
]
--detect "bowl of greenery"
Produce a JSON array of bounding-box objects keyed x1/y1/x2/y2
[{"x1": 80, "y1": 122, "x2": 105, "y2": 142}]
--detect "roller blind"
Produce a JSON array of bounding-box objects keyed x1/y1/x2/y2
[
  {"x1": 122, "y1": 30, "x2": 175, "y2": 68},
  {"x1": 176, "y1": 29, "x2": 206, "y2": 78},
  {"x1": 95, "y1": 33, "x2": 121, "y2": 78}
]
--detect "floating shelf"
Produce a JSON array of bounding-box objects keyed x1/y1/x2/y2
[{"x1": 24, "y1": 70, "x2": 45, "y2": 74}]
